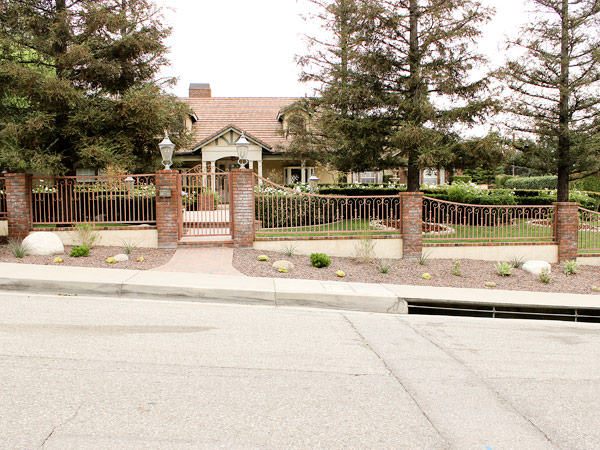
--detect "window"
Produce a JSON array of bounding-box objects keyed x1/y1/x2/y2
[
  {"x1": 284, "y1": 166, "x2": 315, "y2": 184},
  {"x1": 75, "y1": 167, "x2": 96, "y2": 183}
]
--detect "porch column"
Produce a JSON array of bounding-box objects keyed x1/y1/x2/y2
[
  {"x1": 210, "y1": 160, "x2": 216, "y2": 190},
  {"x1": 301, "y1": 160, "x2": 306, "y2": 183},
  {"x1": 257, "y1": 161, "x2": 263, "y2": 185},
  {"x1": 201, "y1": 161, "x2": 207, "y2": 187}
]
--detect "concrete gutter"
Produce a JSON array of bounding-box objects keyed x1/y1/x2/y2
[{"x1": 0, "y1": 263, "x2": 598, "y2": 314}]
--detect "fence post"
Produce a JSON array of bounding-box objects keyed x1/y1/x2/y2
[
  {"x1": 399, "y1": 192, "x2": 423, "y2": 260},
  {"x1": 155, "y1": 169, "x2": 179, "y2": 249},
  {"x1": 5, "y1": 173, "x2": 32, "y2": 240},
  {"x1": 553, "y1": 202, "x2": 579, "y2": 262},
  {"x1": 231, "y1": 169, "x2": 255, "y2": 247}
]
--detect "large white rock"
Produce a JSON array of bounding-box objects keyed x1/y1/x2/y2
[
  {"x1": 522, "y1": 260, "x2": 551, "y2": 276},
  {"x1": 273, "y1": 260, "x2": 294, "y2": 271},
  {"x1": 23, "y1": 232, "x2": 64, "y2": 256},
  {"x1": 112, "y1": 253, "x2": 129, "y2": 262}
]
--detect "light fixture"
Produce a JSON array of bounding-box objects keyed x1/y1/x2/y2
[
  {"x1": 236, "y1": 132, "x2": 250, "y2": 169},
  {"x1": 159, "y1": 133, "x2": 175, "y2": 170},
  {"x1": 124, "y1": 176, "x2": 135, "y2": 195},
  {"x1": 308, "y1": 175, "x2": 319, "y2": 191}
]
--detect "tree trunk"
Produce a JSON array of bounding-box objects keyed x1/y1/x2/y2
[
  {"x1": 406, "y1": 0, "x2": 420, "y2": 192},
  {"x1": 557, "y1": 0, "x2": 570, "y2": 202}
]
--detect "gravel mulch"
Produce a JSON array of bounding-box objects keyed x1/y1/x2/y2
[
  {"x1": 233, "y1": 248, "x2": 600, "y2": 296},
  {"x1": 0, "y1": 241, "x2": 175, "y2": 270}
]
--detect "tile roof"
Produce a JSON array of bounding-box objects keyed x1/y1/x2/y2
[{"x1": 178, "y1": 97, "x2": 299, "y2": 154}]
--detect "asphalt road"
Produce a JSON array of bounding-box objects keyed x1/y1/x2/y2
[{"x1": 0, "y1": 292, "x2": 598, "y2": 450}]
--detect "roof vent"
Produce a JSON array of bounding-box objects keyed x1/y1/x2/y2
[{"x1": 189, "y1": 83, "x2": 211, "y2": 98}]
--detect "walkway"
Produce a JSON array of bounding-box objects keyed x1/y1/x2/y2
[{"x1": 152, "y1": 247, "x2": 244, "y2": 276}]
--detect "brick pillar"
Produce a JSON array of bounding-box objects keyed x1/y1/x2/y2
[
  {"x1": 554, "y1": 202, "x2": 579, "y2": 262},
  {"x1": 155, "y1": 170, "x2": 179, "y2": 249},
  {"x1": 231, "y1": 169, "x2": 255, "y2": 247},
  {"x1": 5, "y1": 173, "x2": 31, "y2": 240},
  {"x1": 400, "y1": 192, "x2": 423, "y2": 260}
]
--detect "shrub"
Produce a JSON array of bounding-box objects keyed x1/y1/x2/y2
[
  {"x1": 451, "y1": 259, "x2": 462, "y2": 276},
  {"x1": 257, "y1": 255, "x2": 270, "y2": 262},
  {"x1": 70, "y1": 245, "x2": 90, "y2": 257},
  {"x1": 421, "y1": 273, "x2": 431, "y2": 280},
  {"x1": 418, "y1": 250, "x2": 432, "y2": 266},
  {"x1": 495, "y1": 174, "x2": 515, "y2": 188},
  {"x1": 336, "y1": 270, "x2": 346, "y2": 277},
  {"x1": 53, "y1": 257, "x2": 64, "y2": 263},
  {"x1": 121, "y1": 239, "x2": 139, "y2": 255},
  {"x1": 495, "y1": 261, "x2": 512, "y2": 276},
  {"x1": 106, "y1": 257, "x2": 116, "y2": 264},
  {"x1": 354, "y1": 235, "x2": 375, "y2": 263},
  {"x1": 508, "y1": 255, "x2": 526, "y2": 269},
  {"x1": 539, "y1": 268, "x2": 551, "y2": 284},
  {"x1": 573, "y1": 175, "x2": 600, "y2": 193},
  {"x1": 485, "y1": 281, "x2": 497, "y2": 288},
  {"x1": 504, "y1": 176, "x2": 557, "y2": 190},
  {"x1": 378, "y1": 259, "x2": 394, "y2": 274},
  {"x1": 452, "y1": 175, "x2": 472, "y2": 183},
  {"x1": 562, "y1": 260, "x2": 580, "y2": 275},
  {"x1": 8, "y1": 239, "x2": 28, "y2": 258},
  {"x1": 310, "y1": 253, "x2": 331, "y2": 268},
  {"x1": 74, "y1": 223, "x2": 101, "y2": 248},
  {"x1": 282, "y1": 244, "x2": 298, "y2": 257}
]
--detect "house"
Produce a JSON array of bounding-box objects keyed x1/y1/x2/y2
[{"x1": 177, "y1": 83, "x2": 446, "y2": 185}]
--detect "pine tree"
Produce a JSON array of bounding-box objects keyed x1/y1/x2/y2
[
  {"x1": 499, "y1": 0, "x2": 600, "y2": 202},
  {"x1": 0, "y1": 0, "x2": 191, "y2": 174}
]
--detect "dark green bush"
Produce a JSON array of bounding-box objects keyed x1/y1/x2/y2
[
  {"x1": 70, "y1": 245, "x2": 90, "y2": 257},
  {"x1": 495, "y1": 174, "x2": 515, "y2": 188},
  {"x1": 451, "y1": 175, "x2": 472, "y2": 183},
  {"x1": 310, "y1": 253, "x2": 331, "y2": 268},
  {"x1": 573, "y1": 176, "x2": 600, "y2": 193},
  {"x1": 504, "y1": 176, "x2": 557, "y2": 190}
]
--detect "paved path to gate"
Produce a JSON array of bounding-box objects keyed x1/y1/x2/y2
[{"x1": 152, "y1": 248, "x2": 244, "y2": 276}]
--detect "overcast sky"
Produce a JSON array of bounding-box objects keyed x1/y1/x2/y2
[{"x1": 158, "y1": 0, "x2": 531, "y2": 98}]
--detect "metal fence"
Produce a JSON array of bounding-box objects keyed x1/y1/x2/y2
[
  {"x1": 0, "y1": 176, "x2": 6, "y2": 219},
  {"x1": 422, "y1": 197, "x2": 555, "y2": 243},
  {"x1": 31, "y1": 174, "x2": 156, "y2": 226},
  {"x1": 254, "y1": 175, "x2": 402, "y2": 237},
  {"x1": 578, "y1": 207, "x2": 600, "y2": 253}
]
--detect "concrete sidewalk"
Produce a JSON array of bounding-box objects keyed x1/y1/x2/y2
[{"x1": 0, "y1": 262, "x2": 598, "y2": 315}]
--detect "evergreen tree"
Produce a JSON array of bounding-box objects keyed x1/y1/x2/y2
[
  {"x1": 293, "y1": 0, "x2": 496, "y2": 190},
  {"x1": 498, "y1": 0, "x2": 600, "y2": 202},
  {"x1": 0, "y1": 0, "x2": 191, "y2": 174}
]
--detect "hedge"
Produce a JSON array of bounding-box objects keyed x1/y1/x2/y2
[{"x1": 504, "y1": 176, "x2": 557, "y2": 190}]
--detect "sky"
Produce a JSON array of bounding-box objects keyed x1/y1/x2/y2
[{"x1": 157, "y1": 0, "x2": 531, "y2": 99}]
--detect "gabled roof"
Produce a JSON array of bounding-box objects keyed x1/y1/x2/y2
[
  {"x1": 192, "y1": 124, "x2": 272, "y2": 152},
  {"x1": 178, "y1": 97, "x2": 298, "y2": 154}
]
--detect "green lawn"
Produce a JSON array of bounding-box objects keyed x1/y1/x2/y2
[
  {"x1": 422, "y1": 222, "x2": 554, "y2": 244},
  {"x1": 256, "y1": 219, "x2": 399, "y2": 238}
]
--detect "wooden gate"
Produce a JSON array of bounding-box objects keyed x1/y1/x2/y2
[{"x1": 178, "y1": 172, "x2": 232, "y2": 238}]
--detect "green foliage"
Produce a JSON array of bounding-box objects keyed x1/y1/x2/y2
[
  {"x1": 70, "y1": 245, "x2": 90, "y2": 258},
  {"x1": 451, "y1": 259, "x2": 462, "y2": 277},
  {"x1": 74, "y1": 223, "x2": 101, "y2": 248},
  {"x1": 282, "y1": 244, "x2": 298, "y2": 257},
  {"x1": 452, "y1": 175, "x2": 472, "y2": 184},
  {"x1": 354, "y1": 235, "x2": 375, "y2": 263},
  {"x1": 539, "y1": 268, "x2": 551, "y2": 284},
  {"x1": 418, "y1": 250, "x2": 432, "y2": 266},
  {"x1": 504, "y1": 176, "x2": 557, "y2": 190},
  {"x1": 0, "y1": 0, "x2": 192, "y2": 174},
  {"x1": 121, "y1": 239, "x2": 139, "y2": 255},
  {"x1": 310, "y1": 253, "x2": 331, "y2": 268},
  {"x1": 573, "y1": 176, "x2": 600, "y2": 193},
  {"x1": 495, "y1": 174, "x2": 515, "y2": 188},
  {"x1": 445, "y1": 182, "x2": 516, "y2": 205},
  {"x1": 377, "y1": 259, "x2": 394, "y2": 274},
  {"x1": 494, "y1": 261, "x2": 512, "y2": 277},
  {"x1": 257, "y1": 255, "x2": 270, "y2": 262},
  {"x1": 562, "y1": 260, "x2": 580, "y2": 276},
  {"x1": 8, "y1": 238, "x2": 28, "y2": 258},
  {"x1": 508, "y1": 255, "x2": 526, "y2": 269}
]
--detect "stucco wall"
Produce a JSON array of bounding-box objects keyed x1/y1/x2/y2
[
  {"x1": 0, "y1": 220, "x2": 7, "y2": 237},
  {"x1": 425, "y1": 245, "x2": 559, "y2": 263},
  {"x1": 52, "y1": 228, "x2": 158, "y2": 248},
  {"x1": 254, "y1": 238, "x2": 403, "y2": 259},
  {"x1": 577, "y1": 256, "x2": 600, "y2": 266}
]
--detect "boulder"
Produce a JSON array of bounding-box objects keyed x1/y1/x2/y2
[
  {"x1": 23, "y1": 232, "x2": 64, "y2": 256},
  {"x1": 112, "y1": 253, "x2": 129, "y2": 262},
  {"x1": 522, "y1": 260, "x2": 551, "y2": 276},
  {"x1": 273, "y1": 260, "x2": 294, "y2": 271}
]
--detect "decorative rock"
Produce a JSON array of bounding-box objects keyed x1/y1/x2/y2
[
  {"x1": 485, "y1": 282, "x2": 497, "y2": 288},
  {"x1": 336, "y1": 270, "x2": 346, "y2": 278},
  {"x1": 23, "y1": 232, "x2": 64, "y2": 256},
  {"x1": 273, "y1": 260, "x2": 294, "y2": 271},
  {"x1": 522, "y1": 260, "x2": 551, "y2": 276},
  {"x1": 112, "y1": 253, "x2": 129, "y2": 262},
  {"x1": 421, "y1": 273, "x2": 431, "y2": 280}
]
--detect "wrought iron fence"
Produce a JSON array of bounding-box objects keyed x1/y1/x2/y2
[
  {"x1": 254, "y1": 175, "x2": 402, "y2": 237},
  {"x1": 422, "y1": 197, "x2": 555, "y2": 243},
  {"x1": 31, "y1": 174, "x2": 156, "y2": 226},
  {"x1": 0, "y1": 176, "x2": 6, "y2": 219},
  {"x1": 578, "y1": 207, "x2": 600, "y2": 253}
]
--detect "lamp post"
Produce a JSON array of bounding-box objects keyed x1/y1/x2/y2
[
  {"x1": 159, "y1": 133, "x2": 175, "y2": 170},
  {"x1": 235, "y1": 132, "x2": 250, "y2": 169},
  {"x1": 308, "y1": 175, "x2": 319, "y2": 191}
]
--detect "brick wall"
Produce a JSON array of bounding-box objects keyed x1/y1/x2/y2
[
  {"x1": 554, "y1": 202, "x2": 579, "y2": 262},
  {"x1": 400, "y1": 192, "x2": 423, "y2": 259},
  {"x1": 155, "y1": 170, "x2": 179, "y2": 249},
  {"x1": 5, "y1": 173, "x2": 31, "y2": 240},
  {"x1": 231, "y1": 169, "x2": 255, "y2": 247}
]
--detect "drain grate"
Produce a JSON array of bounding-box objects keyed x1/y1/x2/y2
[{"x1": 408, "y1": 301, "x2": 600, "y2": 323}]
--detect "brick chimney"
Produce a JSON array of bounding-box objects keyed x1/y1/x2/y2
[{"x1": 189, "y1": 83, "x2": 211, "y2": 98}]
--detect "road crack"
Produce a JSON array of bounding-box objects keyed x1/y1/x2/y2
[{"x1": 39, "y1": 402, "x2": 84, "y2": 448}]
